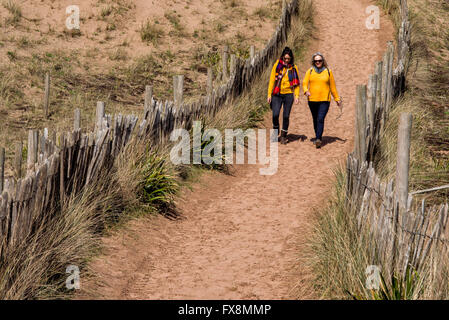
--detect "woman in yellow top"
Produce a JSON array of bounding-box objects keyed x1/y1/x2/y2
[
  {"x1": 267, "y1": 47, "x2": 300, "y2": 144},
  {"x1": 302, "y1": 52, "x2": 341, "y2": 148}
]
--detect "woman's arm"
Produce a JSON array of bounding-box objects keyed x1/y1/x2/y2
[
  {"x1": 302, "y1": 69, "x2": 310, "y2": 95},
  {"x1": 329, "y1": 70, "x2": 341, "y2": 102},
  {"x1": 267, "y1": 62, "x2": 278, "y2": 98}
]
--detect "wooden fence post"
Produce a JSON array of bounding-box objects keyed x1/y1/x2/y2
[
  {"x1": 230, "y1": 54, "x2": 237, "y2": 77},
  {"x1": 355, "y1": 85, "x2": 367, "y2": 162},
  {"x1": 74, "y1": 108, "x2": 81, "y2": 130},
  {"x1": 14, "y1": 141, "x2": 22, "y2": 179},
  {"x1": 144, "y1": 85, "x2": 153, "y2": 113},
  {"x1": 396, "y1": 112, "x2": 413, "y2": 212},
  {"x1": 27, "y1": 130, "x2": 38, "y2": 175},
  {"x1": 60, "y1": 133, "x2": 65, "y2": 205},
  {"x1": 385, "y1": 41, "x2": 395, "y2": 112},
  {"x1": 381, "y1": 51, "x2": 389, "y2": 110},
  {"x1": 222, "y1": 45, "x2": 229, "y2": 81},
  {"x1": 367, "y1": 74, "x2": 377, "y2": 133},
  {"x1": 375, "y1": 61, "x2": 383, "y2": 111},
  {"x1": 250, "y1": 45, "x2": 255, "y2": 61},
  {"x1": 173, "y1": 75, "x2": 184, "y2": 107},
  {"x1": 96, "y1": 101, "x2": 105, "y2": 132},
  {"x1": 207, "y1": 68, "x2": 213, "y2": 96},
  {"x1": 44, "y1": 72, "x2": 50, "y2": 118},
  {"x1": 0, "y1": 147, "x2": 4, "y2": 193}
]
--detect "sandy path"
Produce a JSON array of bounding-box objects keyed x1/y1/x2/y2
[{"x1": 78, "y1": 0, "x2": 393, "y2": 299}]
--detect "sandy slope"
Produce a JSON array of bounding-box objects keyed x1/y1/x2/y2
[{"x1": 77, "y1": 0, "x2": 393, "y2": 299}]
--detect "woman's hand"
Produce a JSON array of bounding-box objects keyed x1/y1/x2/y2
[
  {"x1": 336, "y1": 100, "x2": 341, "y2": 107},
  {"x1": 305, "y1": 91, "x2": 311, "y2": 97},
  {"x1": 294, "y1": 97, "x2": 299, "y2": 104},
  {"x1": 267, "y1": 96, "x2": 272, "y2": 104}
]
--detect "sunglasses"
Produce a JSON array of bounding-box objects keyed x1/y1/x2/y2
[{"x1": 314, "y1": 60, "x2": 323, "y2": 63}]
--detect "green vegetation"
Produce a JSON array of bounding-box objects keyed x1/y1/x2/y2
[
  {"x1": 254, "y1": 6, "x2": 272, "y2": 20},
  {"x1": 164, "y1": 11, "x2": 187, "y2": 37},
  {"x1": 140, "y1": 19, "x2": 164, "y2": 45}
]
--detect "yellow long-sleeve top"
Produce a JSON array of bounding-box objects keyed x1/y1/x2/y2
[
  {"x1": 302, "y1": 67, "x2": 340, "y2": 102},
  {"x1": 267, "y1": 61, "x2": 301, "y2": 98}
]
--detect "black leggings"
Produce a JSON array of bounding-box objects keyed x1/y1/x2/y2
[{"x1": 271, "y1": 93, "x2": 294, "y2": 132}]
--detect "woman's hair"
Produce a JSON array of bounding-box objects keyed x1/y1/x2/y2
[
  {"x1": 311, "y1": 52, "x2": 329, "y2": 68},
  {"x1": 280, "y1": 47, "x2": 295, "y2": 65}
]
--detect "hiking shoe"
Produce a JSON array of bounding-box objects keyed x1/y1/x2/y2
[
  {"x1": 315, "y1": 139, "x2": 322, "y2": 148},
  {"x1": 280, "y1": 131, "x2": 288, "y2": 145}
]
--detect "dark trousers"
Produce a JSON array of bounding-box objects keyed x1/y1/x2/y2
[
  {"x1": 271, "y1": 93, "x2": 294, "y2": 132},
  {"x1": 308, "y1": 101, "x2": 330, "y2": 140}
]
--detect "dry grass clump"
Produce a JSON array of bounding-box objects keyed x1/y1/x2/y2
[
  {"x1": 139, "y1": 20, "x2": 165, "y2": 45},
  {"x1": 164, "y1": 11, "x2": 188, "y2": 37},
  {"x1": 253, "y1": 6, "x2": 272, "y2": 20},
  {"x1": 2, "y1": 0, "x2": 21, "y2": 25},
  {"x1": 309, "y1": 167, "x2": 375, "y2": 299}
]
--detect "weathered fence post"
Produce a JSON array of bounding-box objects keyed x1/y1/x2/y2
[
  {"x1": 375, "y1": 61, "x2": 383, "y2": 111},
  {"x1": 355, "y1": 85, "x2": 367, "y2": 162},
  {"x1": 44, "y1": 72, "x2": 50, "y2": 118},
  {"x1": 14, "y1": 141, "x2": 22, "y2": 179},
  {"x1": 222, "y1": 45, "x2": 229, "y2": 81},
  {"x1": 60, "y1": 133, "x2": 65, "y2": 205},
  {"x1": 144, "y1": 85, "x2": 153, "y2": 114},
  {"x1": 27, "y1": 130, "x2": 38, "y2": 175},
  {"x1": 367, "y1": 74, "x2": 377, "y2": 133},
  {"x1": 74, "y1": 108, "x2": 81, "y2": 130},
  {"x1": 39, "y1": 129, "x2": 46, "y2": 163},
  {"x1": 396, "y1": 112, "x2": 413, "y2": 212},
  {"x1": 250, "y1": 45, "x2": 255, "y2": 61},
  {"x1": 207, "y1": 68, "x2": 213, "y2": 96},
  {"x1": 367, "y1": 74, "x2": 377, "y2": 162},
  {"x1": 173, "y1": 75, "x2": 184, "y2": 107},
  {"x1": 381, "y1": 51, "x2": 389, "y2": 111},
  {"x1": 385, "y1": 41, "x2": 395, "y2": 112},
  {"x1": 96, "y1": 101, "x2": 105, "y2": 132},
  {"x1": 0, "y1": 147, "x2": 4, "y2": 193},
  {"x1": 230, "y1": 54, "x2": 237, "y2": 77}
]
